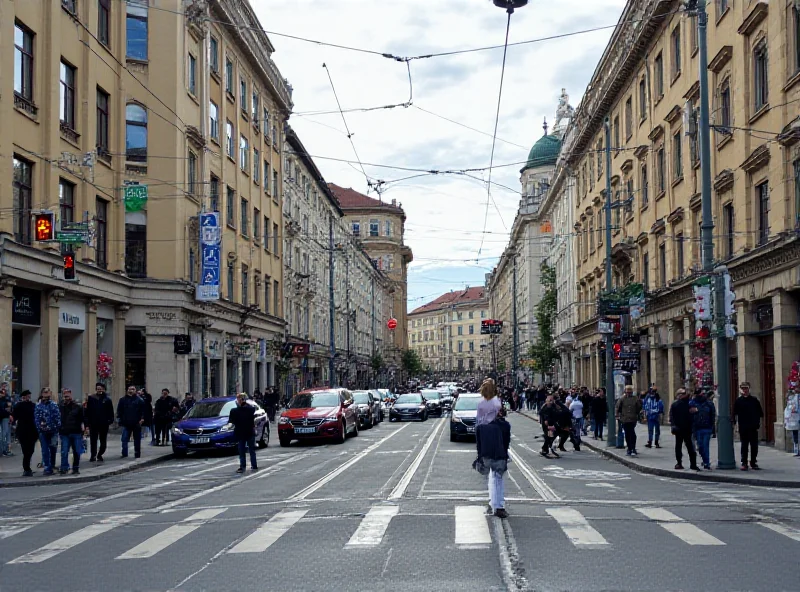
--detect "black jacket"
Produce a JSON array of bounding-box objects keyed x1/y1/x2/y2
[
  {"x1": 591, "y1": 396, "x2": 608, "y2": 420},
  {"x1": 59, "y1": 401, "x2": 84, "y2": 435},
  {"x1": 229, "y1": 404, "x2": 256, "y2": 440},
  {"x1": 117, "y1": 395, "x2": 146, "y2": 427},
  {"x1": 554, "y1": 402, "x2": 573, "y2": 428},
  {"x1": 476, "y1": 418, "x2": 511, "y2": 461},
  {"x1": 0, "y1": 395, "x2": 11, "y2": 420},
  {"x1": 540, "y1": 403, "x2": 559, "y2": 431},
  {"x1": 669, "y1": 398, "x2": 693, "y2": 432},
  {"x1": 11, "y1": 400, "x2": 37, "y2": 441},
  {"x1": 85, "y1": 394, "x2": 114, "y2": 427},
  {"x1": 733, "y1": 395, "x2": 763, "y2": 431},
  {"x1": 154, "y1": 396, "x2": 178, "y2": 421}
]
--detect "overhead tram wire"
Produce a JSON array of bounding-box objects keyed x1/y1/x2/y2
[{"x1": 478, "y1": 10, "x2": 514, "y2": 255}]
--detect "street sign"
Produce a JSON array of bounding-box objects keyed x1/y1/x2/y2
[
  {"x1": 481, "y1": 319, "x2": 503, "y2": 334},
  {"x1": 124, "y1": 184, "x2": 148, "y2": 212},
  {"x1": 56, "y1": 231, "x2": 87, "y2": 244},
  {"x1": 197, "y1": 212, "x2": 221, "y2": 301},
  {"x1": 387, "y1": 318, "x2": 398, "y2": 330}
]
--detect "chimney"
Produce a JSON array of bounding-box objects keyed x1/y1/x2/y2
[{"x1": 391, "y1": 199, "x2": 397, "y2": 206}]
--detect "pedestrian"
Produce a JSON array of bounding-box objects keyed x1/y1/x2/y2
[
  {"x1": 139, "y1": 390, "x2": 154, "y2": 444},
  {"x1": 692, "y1": 390, "x2": 716, "y2": 470},
  {"x1": 180, "y1": 392, "x2": 196, "y2": 417},
  {"x1": 591, "y1": 389, "x2": 607, "y2": 440},
  {"x1": 229, "y1": 393, "x2": 258, "y2": 473},
  {"x1": 58, "y1": 388, "x2": 84, "y2": 475},
  {"x1": 0, "y1": 383, "x2": 13, "y2": 456},
  {"x1": 784, "y1": 389, "x2": 800, "y2": 456},
  {"x1": 153, "y1": 389, "x2": 178, "y2": 446},
  {"x1": 669, "y1": 388, "x2": 700, "y2": 471},
  {"x1": 117, "y1": 386, "x2": 146, "y2": 458},
  {"x1": 615, "y1": 385, "x2": 642, "y2": 456},
  {"x1": 643, "y1": 390, "x2": 664, "y2": 448},
  {"x1": 11, "y1": 390, "x2": 37, "y2": 476},
  {"x1": 554, "y1": 397, "x2": 579, "y2": 452},
  {"x1": 569, "y1": 395, "x2": 584, "y2": 449},
  {"x1": 34, "y1": 387, "x2": 61, "y2": 475},
  {"x1": 539, "y1": 395, "x2": 560, "y2": 458},
  {"x1": 476, "y1": 378, "x2": 501, "y2": 426},
  {"x1": 475, "y1": 407, "x2": 511, "y2": 519},
  {"x1": 85, "y1": 382, "x2": 114, "y2": 462},
  {"x1": 733, "y1": 382, "x2": 764, "y2": 471}
]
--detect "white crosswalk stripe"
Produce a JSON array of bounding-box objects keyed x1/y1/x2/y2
[
  {"x1": 227, "y1": 510, "x2": 308, "y2": 554},
  {"x1": 454, "y1": 506, "x2": 492, "y2": 547},
  {"x1": 546, "y1": 508, "x2": 609, "y2": 547},
  {"x1": 759, "y1": 521, "x2": 800, "y2": 542},
  {"x1": 0, "y1": 525, "x2": 34, "y2": 540},
  {"x1": 117, "y1": 509, "x2": 227, "y2": 559},
  {"x1": 635, "y1": 507, "x2": 725, "y2": 546},
  {"x1": 7, "y1": 515, "x2": 140, "y2": 564},
  {"x1": 346, "y1": 505, "x2": 399, "y2": 547}
]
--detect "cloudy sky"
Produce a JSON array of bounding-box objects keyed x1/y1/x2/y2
[{"x1": 253, "y1": 0, "x2": 627, "y2": 310}]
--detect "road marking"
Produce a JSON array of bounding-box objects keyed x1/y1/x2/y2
[
  {"x1": 345, "y1": 505, "x2": 399, "y2": 547},
  {"x1": 227, "y1": 510, "x2": 308, "y2": 553},
  {"x1": 289, "y1": 424, "x2": 410, "y2": 502},
  {"x1": 117, "y1": 508, "x2": 227, "y2": 559},
  {"x1": 635, "y1": 507, "x2": 725, "y2": 546},
  {"x1": 760, "y1": 521, "x2": 800, "y2": 542},
  {"x1": 454, "y1": 506, "x2": 492, "y2": 547},
  {"x1": 493, "y1": 515, "x2": 530, "y2": 592},
  {"x1": 7, "y1": 514, "x2": 140, "y2": 564},
  {"x1": 546, "y1": 508, "x2": 609, "y2": 547},
  {"x1": 419, "y1": 417, "x2": 450, "y2": 496},
  {"x1": 388, "y1": 420, "x2": 445, "y2": 500},
  {"x1": 0, "y1": 525, "x2": 34, "y2": 540},
  {"x1": 508, "y1": 448, "x2": 560, "y2": 501}
]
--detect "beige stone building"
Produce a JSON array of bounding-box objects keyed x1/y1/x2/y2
[
  {"x1": 407, "y1": 287, "x2": 491, "y2": 375},
  {"x1": 1, "y1": 0, "x2": 291, "y2": 403},
  {"x1": 563, "y1": 0, "x2": 800, "y2": 448},
  {"x1": 328, "y1": 184, "x2": 413, "y2": 365}
]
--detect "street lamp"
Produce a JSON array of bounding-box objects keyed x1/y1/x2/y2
[{"x1": 492, "y1": 0, "x2": 527, "y2": 11}]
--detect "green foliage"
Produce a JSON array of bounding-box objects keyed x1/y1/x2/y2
[
  {"x1": 401, "y1": 349, "x2": 423, "y2": 376},
  {"x1": 268, "y1": 339, "x2": 292, "y2": 380},
  {"x1": 371, "y1": 352, "x2": 385, "y2": 374},
  {"x1": 530, "y1": 262, "x2": 559, "y2": 379}
]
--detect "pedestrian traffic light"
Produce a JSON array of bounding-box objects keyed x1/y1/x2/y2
[
  {"x1": 62, "y1": 246, "x2": 76, "y2": 280},
  {"x1": 33, "y1": 212, "x2": 55, "y2": 241},
  {"x1": 612, "y1": 342, "x2": 622, "y2": 360}
]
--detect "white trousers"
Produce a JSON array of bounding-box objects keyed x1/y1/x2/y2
[{"x1": 488, "y1": 468, "x2": 505, "y2": 511}]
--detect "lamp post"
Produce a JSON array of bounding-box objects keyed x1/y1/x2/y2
[{"x1": 491, "y1": 0, "x2": 528, "y2": 12}]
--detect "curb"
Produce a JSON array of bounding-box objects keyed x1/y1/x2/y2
[
  {"x1": 513, "y1": 410, "x2": 800, "y2": 489},
  {"x1": 0, "y1": 452, "x2": 174, "y2": 489}
]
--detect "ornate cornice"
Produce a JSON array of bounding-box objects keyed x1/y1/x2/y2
[
  {"x1": 741, "y1": 144, "x2": 770, "y2": 174},
  {"x1": 713, "y1": 168, "x2": 735, "y2": 193},
  {"x1": 648, "y1": 124, "x2": 665, "y2": 142},
  {"x1": 633, "y1": 144, "x2": 649, "y2": 159},
  {"x1": 729, "y1": 237, "x2": 800, "y2": 284},
  {"x1": 683, "y1": 81, "x2": 700, "y2": 101},
  {"x1": 645, "y1": 282, "x2": 693, "y2": 316},
  {"x1": 664, "y1": 105, "x2": 682, "y2": 126},
  {"x1": 667, "y1": 206, "x2": 684, "y2": 224},
  {"x1": 708, "y1": 45, "x2": 733, "y2": 73},
  {"x1": 738, "y1": 2, "x2": 768, "y2": 37},
  {"x1": 621, "y1": 158, "x2": 634, "y2": 174},
  {"x1": 650, "y1": 218, "x2": 666, "y2": 235},
  {"x1": 689, "y1": 193, "x2": 702, "y2": 212},
  {"x1": 777, "y1": 118, "x2": 800, "y2": 147},
  {"x1": 636, "y1": 231, "x2": 649, "y2": 246}
]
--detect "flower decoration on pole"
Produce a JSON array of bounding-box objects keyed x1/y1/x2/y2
[
  {"x1": 788, "y1": 360, "x2": 800, "y2": 393},
  {"x1": 96, "y1": 352, "x2": 113, "y2": 380}
]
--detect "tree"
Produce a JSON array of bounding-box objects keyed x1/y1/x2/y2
[
  {"x1": 371, "y1": 352, "x2": 384, "y2": 374},
  {"x1": 529, "y1": 262, "x2": 559, "y2": 382},
  {"x1": 401, "y1": 349, "x2": 423, "y2": 377}
]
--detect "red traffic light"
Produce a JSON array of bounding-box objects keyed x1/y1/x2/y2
[
  {"x1": 63, "y1": 250, "x2": 76, "y2": 280},
  {"x1": 612, "y1": 343, "x2": 622, "y2": 359},
  {"x1": 34, "y1": 212, "x2": 55, "y2": 241}
]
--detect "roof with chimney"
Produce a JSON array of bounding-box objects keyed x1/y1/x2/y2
[
  {"x1": 409, "y1": 286, "x2": 487, "y2": 316},
  {"x1": 328, "y1": 183, "x2": 405, "y2": 216}
]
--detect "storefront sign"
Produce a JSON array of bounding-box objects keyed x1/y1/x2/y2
[
  {"x1": 146, "y1": 311, "x2": 178, "y2": 321},
  {"x1": 174, "y1": 334, "x2": 192, "y2": 354},
  {"x1": 206, "y1": 339, "x2": 222, "y2": 357},
  {"x1": 59, "y1": 301, "x2": 85, "y2": 331},
  {"x1": 197, "y1": 212, "x2": 221, "y2": 301},
  {"x1": 12, "y1": 287, "x2": 41, "y2": 326}
]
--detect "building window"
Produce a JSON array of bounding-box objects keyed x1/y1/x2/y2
[
  {"x1": 613, "y1": 116, "x2": 620, "y2": 151},
  {"x1": 596, "y1": 139, "x2": 603, "y2": 177},
  {"x1": 717, "y1": 0, "x2": 728, "y2": 17},
  {"x1": 273, "y1": 222, "x2": 279, "y2": 253},
  {"x1": 59, "y1": 179, "x2": 75, "y2": 224},
  {"x1": 671, "y1": 26, "x2": 681, "y2": 79},
  {"x1": 125, "y1": 103, "x2": 147, "y2": 162},
  {"x1": 718, "y1": 79, "x2": 731, "y2": 135},
  {"x1": 690, "y1": 13, "x2": 698, "y2": 54},
  {"x1": 795, "y1": 159, "x2": 800, "y2": 229},
  {"x1": 227, "y1": 263, "x2": 235, "y2": 300},
  {"x1": 210, "y1": 175, "x2": 219, "y2": 212},
  {"x1": 625, "y1": 97, "x2": 633, "y2": 139},
  {"x1": 125, "y1": 223, "x2": 147, "y2": 278},
  {"x1": 272, "y1": 170, "x2": 279, "y2": 197},
  {"x1": 126, "y1": 0, "x2": 148, "y2": 61},
  {"x1": 241, "y1": 265, "x2": 249, "y2": 306},
  {"x1": 210, "y1": 36, "x2": 219, "y2": 73},
  {"x1": 385, "y1": 220, "x2": 392, "y2": 236},
  {"x1": 753, "y1": 40, "x2": 768, "y2": 111},
  {"x1": 59, "y1": 60, "x2": 76, "y2": 129},
  {"x1": 226, "y1": 120, "x2": 234, "y2": 157},
  {"x1": 241, "y1": 198, "x2": 248, "y2": 234},
  {"x1": 676, "y1": 233, "x2": 684, "y2": 278},
  {"x1": 13, "y1": 157, "x2": 32, "y2": 245},
  {"x1": 252, "y1": 93, "x2": 259, "y2": 124},
  {"x1": 656, "y1": 146, "x2": 665, "y2": 193},
  {"x1": 188, "y1": 151, "x2": 197, "y2": 196},
  {"x1": 240, "y1": 136, "x2": 249, "y2": 171},
  {"x1": 240, "y1": 77, "x2": 247, "y2": 111},
  {"x1": 672, "y1": 132, "x2": 683, "y2": 180},
  {"x1": 641, "y1": 163, "x2": 650, "y2": 209},
  {"x1": 98, "y1": 0, "x2": 111, "y2": 46},
  {"x1": 188, "y1": 53, "x2": 197, "y2": 95},
  {"x1": 369, "y1": 219, "x2": 379, "y2": 237},
  {"x1": 723, "y1": 202, "x2": 735, "y2": 257},
  {"x1": 226, "y1": 187, "x2": 235, "y2": 227},
  {"x1": 264, "y1": 276, "x2": 271, "y2": 313},
  {"x1": 757, "y1": 181, "x2": 770, "y2": 245},
  {"x1": 263, "y1": 108, "x2": 270, "y2": 136},
  {"x1": 254, "y1": 208, "x2": 260, "y2": 240},
  {"x1": 793, "y1": 4, "x2": 800, "y2": 74},
  {"x1": 209, "y1": 101, "x2": 219, "y2": 141},
  {"x1": 264, "y1": 161, "x2": 270, "y2": 192},
  {"x1": 225, "y1": 58, "x2": 233, "y2": 93},
  {"x1": 95, "y1": 198, "x2": 108, "y2": 269},
  {"x1": 14, "y1": 23, "x2": 35, "y2": 104},
  {"x1": 654, "y1": 53, "x2": 664, "y2": 98},
  {"x1": 352, "y1": 221, "x2": 361, "y2": 237},
  {"x1": 96, "y1": 87, "x2": 109, "y2": 154},
  {"x1": 642, "y1": 252, "x2": 649, "y2": 292},
  {"x1": 658, "y1": 242, "x2": 666, "y2": 286},
  {"x1": 689, "y1": 102, "x2": 699, "y2": 164},
  {"x1": 638, "y1": 78, "x2": 647, "y2": 120},
  {"x1": 273, "y1": 280, "x2": 280, "y2": 316}
]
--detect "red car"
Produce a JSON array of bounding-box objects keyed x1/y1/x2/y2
[{"x1": 278, "y1": 388, "x2": 359, "y2": 447}]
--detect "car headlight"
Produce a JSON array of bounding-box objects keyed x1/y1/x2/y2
[
  {"x1": 451, "y1": 415, "x2": 462, "y2": 423},
  {"x1": 278, "y1": 416, "x2": 291, "y2": 425},
  {"x1": 173, "y1": 427, "x2": 184, "y2": 434},
  {"x1": 323, "y1": 415, "x2": 340, "y2": 423},
  {"x1": 220, "y1": 422, "x2": 234, "y2": 432}
]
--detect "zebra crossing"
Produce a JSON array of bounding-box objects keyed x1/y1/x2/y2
[{"x1": 2, "y1": 504, "x2": 800, "y2": 565}]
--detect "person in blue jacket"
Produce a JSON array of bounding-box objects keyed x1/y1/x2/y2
[
  {"x1": 475, "y1": 408, "x2": 511, "y2": 519},
  {"x1": 643, "y1": 389, "x2": 664, "y2": 448},
  {"x1": 692, "y1": 390, "x2": 716, "y2": 470},
  {"x1": 34, "y1": 387, "x2": 61, "y2": 476}
]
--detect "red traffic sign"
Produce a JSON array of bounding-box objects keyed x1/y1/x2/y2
[{"x1": 387, "y1": 318, "x2": 398, "y2": 330}]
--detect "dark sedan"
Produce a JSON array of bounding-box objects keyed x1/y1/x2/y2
[
  {"x1": 389, "y1": 393, "x2": 429, "y2": 422},
  {"x1": 420, "y1": 390, "x2": 444, "y2": 416},
  {"x1": 450, "y1": 393, "x2": 481, "y2": 441},
  {"x1": 353, "y1": 390, "x2": 382, "y2": 428},
  {"x1": 171, "y1": 397, "x2": 269, "y2": 457}
]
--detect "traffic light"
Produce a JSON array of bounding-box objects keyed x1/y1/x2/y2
[
  {"x1": 62, "y1": 246, "x2": 76, "y2": 281},
  {"x1": 33, "y1": 212, "x2": 55, "y2": 241},
  {"x1": 612, "y1": 341, "x2": 622, "y2": 360}
]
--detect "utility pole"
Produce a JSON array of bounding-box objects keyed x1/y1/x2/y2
[
  {"x1": 512, "y1": 252, "x2": 519, "y2": 391},
  {"x1": 345, "y1": 252, "x2": 351, "y2": 388},
  {"x1": 604, "y1": 116, "x2": 617, "y2": 447},
  {"x1": 328, "y1": 215, "x2": 336, "y2": 387},
  {"x1": 694, "y1": 0, "x2": 734, "y2": 469}
]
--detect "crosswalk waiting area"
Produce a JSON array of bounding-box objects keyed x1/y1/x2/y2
[{"x1": 2, "y1": 504, "x2": 800, "y2": 565}]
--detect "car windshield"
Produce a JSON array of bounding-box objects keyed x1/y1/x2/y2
[
  {"x1": 396, "y1": 394, "x2": 422, "y2": 404},
  {"x1": 421, "y1": 391, "x2": 440, "y2": 400},
  {"x1": 289, "y1": 392, "x2": 340, "y2": 408},
  {"x1": 454, "y1": 397, "x2": 481, "y2": 411},
  {"x1": 183, "y1": 400, "x2": 236, "y2": 418},
  {"x1": 353, "y1": 393, "x2": 370, "y2": 404}
]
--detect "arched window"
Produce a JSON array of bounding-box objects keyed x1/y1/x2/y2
[{"x1": 126, "y1": 104, "x2": 147, "y2": 161}]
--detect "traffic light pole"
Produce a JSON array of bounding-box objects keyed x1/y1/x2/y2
[{"x1": 604, "y1": 117, "x2": 616, "y2": 447}]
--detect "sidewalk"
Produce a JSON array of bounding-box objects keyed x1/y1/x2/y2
[
  {"x1": 516, "y1": 409, "x2": 800, "y2": 488},
  {"x1": 0, "y1": 429, "x2": 174, "y2": 488}
]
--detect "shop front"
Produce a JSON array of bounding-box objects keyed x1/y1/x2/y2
[{"x1": 11, "y1": 286, "x2": 42, "y2": 397}]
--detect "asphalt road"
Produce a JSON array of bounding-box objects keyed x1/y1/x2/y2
[{"x1": 1, "y1": 413, "x2": 799, "y2": 592}]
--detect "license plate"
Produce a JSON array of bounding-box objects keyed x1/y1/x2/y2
[
  {"x1": 467, "y1": 427, "x2": 475, "y2": 433},
  {"x1": 190, "y1": 437, "x2": 210, "y2": 444},
  {"x1": 294, "y1": 427, "x2": 316, "y2": 434}
]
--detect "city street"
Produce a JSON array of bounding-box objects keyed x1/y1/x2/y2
[{"x1": 1, "y1": 414, "x2": 799, "y2": 592}]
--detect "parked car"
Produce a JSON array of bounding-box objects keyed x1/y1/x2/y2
[
  {"x1": 450, "y1": 393, "x2": 481, "y2": 441},
  {"x1": 420, "y1": 389, "x2": 444, "y2": 416},
  {"x1": 278, "y1": 388, "x2": 358, "y2": 446},
  {"x1": 353, "y1": 390, "x2": 382, "y2": 428},
  {"x1": 171, "y1": 397, "x2": 269, "y2": 457},
  {"x1": 389, "y1": 393, "x2": 429, "y2": 422}
]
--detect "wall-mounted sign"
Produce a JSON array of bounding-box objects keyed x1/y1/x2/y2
[
  {"x1": 59, "y1": 300, "x2": 85, "y2": 331},
  {"x1": 146, "y1": 311, "x2": 178, "y2": 322},
  {"x1": 12, "y1": 287, "x2": 41, "y2": 326},
  {"x1": 197, "y1": 212, "x2": 221, "y2": 302},
  {"x1": 387, "y1": 318, "x2": 398, "y2": 330},
  {"x1": 173, "y1": 334, "x2": 192, "y2": 354}
]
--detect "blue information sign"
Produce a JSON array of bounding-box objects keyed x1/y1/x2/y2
[{"x1": 197, "y1": 212, "x2": 221, "y2": 301}]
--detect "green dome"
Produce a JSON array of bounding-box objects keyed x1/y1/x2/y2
[{"x1": 521, "y1": 134, "x2": 561, "y2": 172}]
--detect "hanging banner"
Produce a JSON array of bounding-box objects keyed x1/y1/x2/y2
[
  {"x1": 197, "y1": 212, "x2": 221, "y2": 301},
  {"x1": 124, "y1": 183, "x2": 148, "y2": 212}
]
